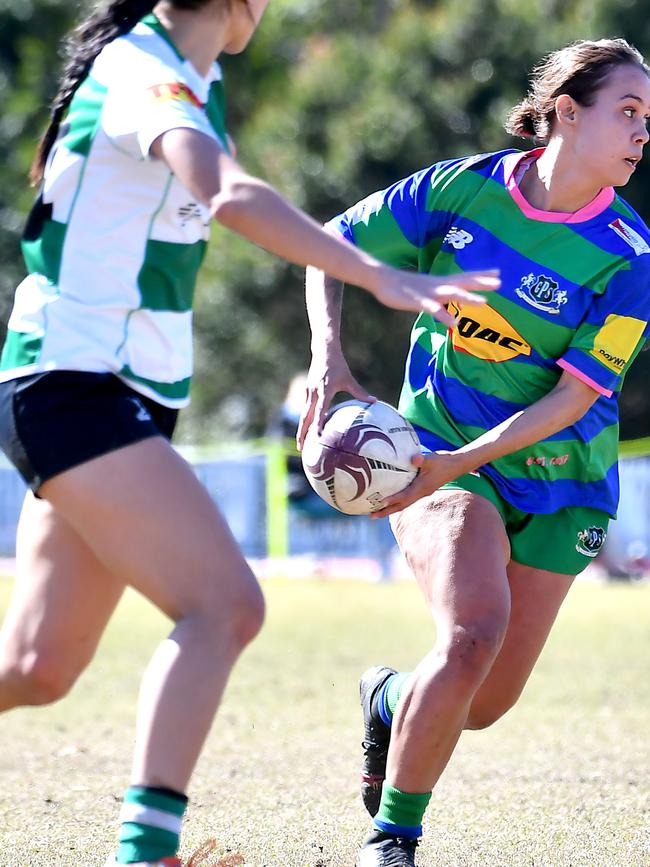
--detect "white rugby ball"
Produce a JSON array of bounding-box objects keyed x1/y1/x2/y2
[{"x1": 301, "y1": 400, "x2": 420, "y2": 515}]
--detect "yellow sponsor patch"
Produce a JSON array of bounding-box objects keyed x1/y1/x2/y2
[
  {"x1": 449, "y1": 303, "x2": 531, "y2": 362},
  {"x1": 147, "y1": 82, "x2": 202, "y2": 108},
  {"x1": 591, "y1": 314, "x2": 646, "y2": 373}
]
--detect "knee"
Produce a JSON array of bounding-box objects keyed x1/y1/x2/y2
[
  {"x1": 230, "y1": 578, "x2": 266, "y2": 649},
  {"x1": 206, "y1": 570, "x2": 266, "y2": 652},
  {"x1": 4, "y1": 651, "x2": 80, "y2": 707},
  {"x1": 441, "y1": 617, "x2": 509, "y2": 685}
]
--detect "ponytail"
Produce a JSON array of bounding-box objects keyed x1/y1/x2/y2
[
  {"x1": 29, "y1": 0, "x2": 157, "y2": 186},
  {"x1": 505, "y1": 39, "x2": 649, "y2": 144},
  {"x1": 505, "y1": 97, "x2": 541, "y2": 140}
]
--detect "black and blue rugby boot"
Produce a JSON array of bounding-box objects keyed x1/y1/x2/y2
[{"x1": 360, "y1": 665, "x2": 396, "y2": 817}]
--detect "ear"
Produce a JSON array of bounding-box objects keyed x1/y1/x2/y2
[{"x1": 554, "y1": 94, "x2": 578, "y2": 127}]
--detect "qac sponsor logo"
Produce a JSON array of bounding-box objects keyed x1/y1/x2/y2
[
  {"x1": 515, "y1": 273, "x2": 568, "y2": 315},
  {"x1": 448, "y1": 302, "x2": 531, "y2": 363}
]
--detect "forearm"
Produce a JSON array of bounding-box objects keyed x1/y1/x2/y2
[
  {"x1": 212, "y1": 176, "x2": 384, "y2": 291},
  {"x1": 305, "y1": 266, "x2": 345, "y2": 353},
  {"x1": 447, "y1": 376, "x2": 597, "y2": 477},
  {"x1": 156, "y1": 128, "x2": 384, "y2": 292}
]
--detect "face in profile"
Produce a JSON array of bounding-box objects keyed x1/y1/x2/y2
[{"x1": 570, "y1": 64, "x2": 650, "y2": 188}]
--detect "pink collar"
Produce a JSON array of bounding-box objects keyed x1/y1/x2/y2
[{"x1": 503, "y1": 148, "x2": 614, "y2": 223}]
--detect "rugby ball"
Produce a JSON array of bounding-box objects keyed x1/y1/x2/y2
[{"x1": 301, "y1": 400, "x2": 420, "y2": 515}]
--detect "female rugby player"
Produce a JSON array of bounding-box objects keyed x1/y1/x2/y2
[
  {"x1": 0, "y1": 1, "x2": 498, "y2": 865},
  {"x1": 299, "y1": 38, "x2": 650, "y2": 867}
]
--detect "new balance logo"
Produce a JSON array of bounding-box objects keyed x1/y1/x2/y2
[{"x1": 443, "y1": 227, "x2": 474, "y2": 250}]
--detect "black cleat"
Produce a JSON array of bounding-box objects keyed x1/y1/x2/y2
[
  {"x1": 360, "y1": 665, "x2": 396, "y2": 816},
  {"x1": 356, "y1": 830, "x2": 419, "y2": 867}
]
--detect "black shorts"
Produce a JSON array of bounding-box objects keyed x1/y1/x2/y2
[{"x1": 0, "y1": 371, "x2": 178, "y2": 493}]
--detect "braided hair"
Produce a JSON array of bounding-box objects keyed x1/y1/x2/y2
[{"x1": 29, "y1": 0, "x2": 216, "y2": 185}]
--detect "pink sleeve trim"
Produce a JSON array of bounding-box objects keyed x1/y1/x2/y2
[{"x1": 557, "y1": 358, "x2": 613, "y2": 397}]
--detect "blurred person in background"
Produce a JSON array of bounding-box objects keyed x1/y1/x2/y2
[{"x1": 300, "y1": 39, "x2": 650, "y2": 867}]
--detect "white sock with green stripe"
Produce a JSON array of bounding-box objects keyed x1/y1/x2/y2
[{"x1": 116, "y1": 785, "x2": 187, "y2": 864}]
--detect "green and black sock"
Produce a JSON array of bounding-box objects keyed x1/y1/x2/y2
[{"x1": 115, "y1": 785, "x2": 187, "y2": 864}]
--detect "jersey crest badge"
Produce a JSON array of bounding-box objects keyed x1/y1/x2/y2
[
  {"x1": 608, "y1": 218, "x2": 650, "y2": 256},
  {"x1": 515, "y1": 273, "x2": 567, "y2": 315},
  {"x1": 443, "y1": 227, "x2": 474, "y2": 250},
  {"x1": 576, "y1": 526, "x2": 606, "y2": 558}
]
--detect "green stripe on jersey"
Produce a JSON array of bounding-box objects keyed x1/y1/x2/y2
[
  {"x1": 22, "y1": 219, "x2": 67, "y2": 286},
  {"x1": 205, "y1": 80, "x2": 229, "y2": 151},
  {"x1": 351, "y1": 205, "x2": 420, "y2": 269},
  {"x1": 140, "y1": 13, "x2": 184, "y2": 60},
  {"x1": 120, "y1": 365, "x2": 191, "y2": 400},
  {"x1": 62, "y1": 76, "x2": 108, "y2": 157},
  {"x1": 138, "y1": 238, "x2": 206, "y2": 311},
  {"x1": 0, "y1": 328, "x2": 43, "y2": 370}
]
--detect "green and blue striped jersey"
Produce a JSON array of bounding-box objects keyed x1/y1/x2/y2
[
  {"x1": 0, "y1": 14, "x2": 229, "y2": 406},
  {"x1": 329, "y1": 149, "x2": 650, "y2": 516}
]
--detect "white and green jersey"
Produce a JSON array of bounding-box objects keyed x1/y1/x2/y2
[{"x1": 0, "y1": 14, "x2": 229, "y2": 406}]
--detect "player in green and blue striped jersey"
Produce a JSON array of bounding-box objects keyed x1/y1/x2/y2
[
  {"x1": 300, "y1": 38, "x2": 650, "y2": 867},
  {"x1": 0, "y1": 2, "x2": 499, "y2": 866}
]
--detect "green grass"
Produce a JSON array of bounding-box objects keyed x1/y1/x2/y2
[{"x1": 0, "y1": 576, "x2": 649, "y2": 866}]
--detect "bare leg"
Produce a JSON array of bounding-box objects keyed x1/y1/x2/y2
[
  {"x1": 0, "y1": 492, "x2": 125, "y2": 710},
  {"x1": 465, "y1": 560, "x2": 574, "y2": 730},
  {"x1": 32, "y1": 437, "x2": 265, "y2": 791},
  {"x1": 387, "y1": 490, "x2": 511, "y2": 792}
]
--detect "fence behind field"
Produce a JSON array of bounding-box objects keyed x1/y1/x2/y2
[
  {"x1": 2, "y1": 446, "x2": 650, "y2": 577},
  {"x1": 0, "y1": 444, "x2": 398, "y2": 574}
]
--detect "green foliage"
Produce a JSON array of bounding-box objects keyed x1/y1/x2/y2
[{"x1": 2, "y1": 0, "x2": 650, "y2": 439}]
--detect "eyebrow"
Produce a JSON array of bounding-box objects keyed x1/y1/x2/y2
[{"x1": 618, "y1": 93, "x2": 650, "y2": 112}]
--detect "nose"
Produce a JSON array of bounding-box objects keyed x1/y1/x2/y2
[{"x1": 635, "y1": 121, "x2": 649, "y2": 145}]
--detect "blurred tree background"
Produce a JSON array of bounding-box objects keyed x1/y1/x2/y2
[{"x1": 1, "y1": 0, "x2": 649, "y2": 442}]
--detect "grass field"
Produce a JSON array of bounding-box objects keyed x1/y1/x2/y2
[{"x1": 0, "y1": 575, "x2": 649, "y2": 867}]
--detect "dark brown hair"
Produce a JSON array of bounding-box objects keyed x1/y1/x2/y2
[
  {"x1": 30, "y1": 0, "x2": 245, "y2": 185},
  {"x1": 506, "y1": 38, "x2": 650, "y2": 142}
]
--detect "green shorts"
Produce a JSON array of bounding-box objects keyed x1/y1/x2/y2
[{"x1": 442, "y1": 472, "x2": 610, "y2": 576}]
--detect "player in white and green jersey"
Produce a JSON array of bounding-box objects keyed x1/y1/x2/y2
[
  {"x1": 300, "y1": 39, "x2": 650, "y2": 867},
  {"x1": 0, "y1": 2, "x2": 499, "y2": 866},
  {"x1": 1, "y1": 11, "x2": 231, "y2": 405}
]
